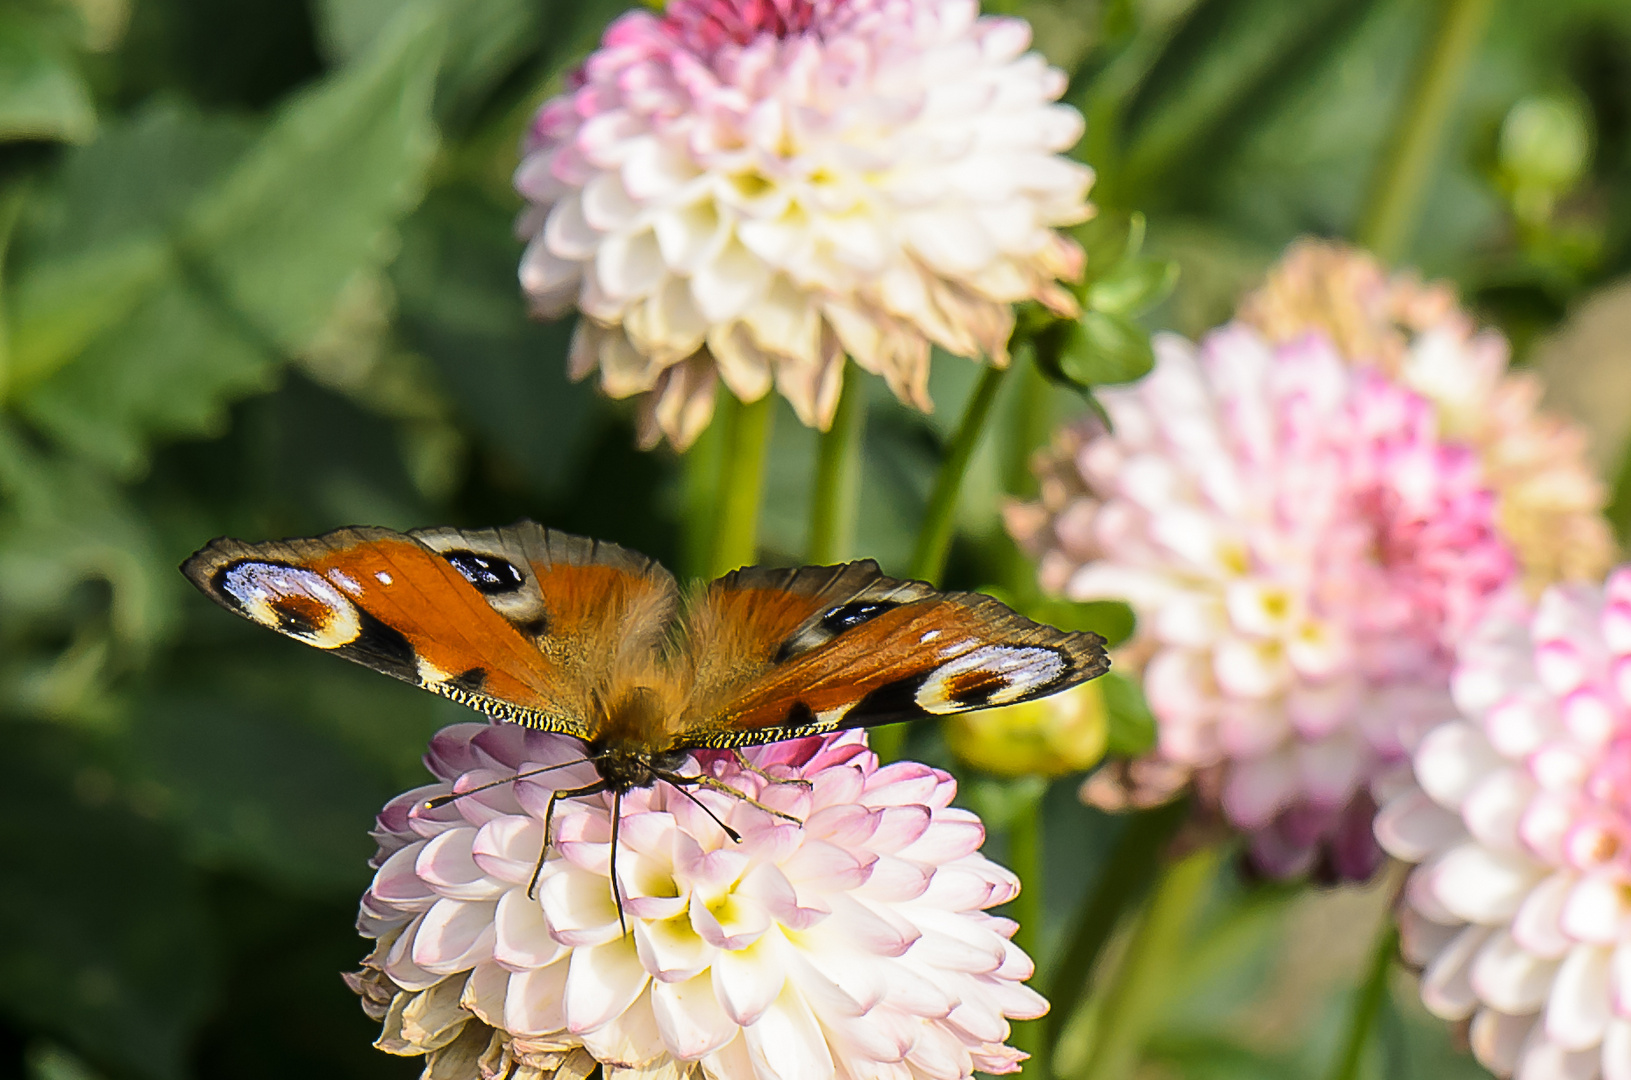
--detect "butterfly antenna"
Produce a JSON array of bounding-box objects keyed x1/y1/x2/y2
[
  {"x1": 659, "y1": 775, "x2": 742, "y2": 843},
  {"x1": 609, "y1": 788, "x2": 628, "y2": 938},
  {"x1": 424, "y1": 758, "x2": 592, "y2": 810}
]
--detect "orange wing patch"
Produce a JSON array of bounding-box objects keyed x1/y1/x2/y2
[{"x1": 184, "y1": 528, "x2": 590, "y2": 735}]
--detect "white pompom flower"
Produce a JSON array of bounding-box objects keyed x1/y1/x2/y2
[
  {"x1": 1376, "y1": 570, "x2": 1631, "y2": 1079},
  {"x1": 348, "y1": 723, "x2": 1047, "y2": 1080},
  {"x1": 515, "y1": 0, "x2": 1094, "y2": 448}
]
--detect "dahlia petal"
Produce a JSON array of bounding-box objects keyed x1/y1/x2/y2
[
  {"x1": 1514, "y1": 1035, "x2": 1600, "y2": 1080},
  {"x1": 652, "y1": 972, "x2": 737, "y2": 1060},
  {"x1": 1512, "y1": 872, "x2": 1577, "y2": 960},
  {"x1": 1546, "y1": 943, "x2": 1614, "y2": 1051},
  {"x1": 1416, "y1": 722, "x2": 1504, "y2": 811},
  {"x1": 1470, "y1": 1009, "x2": 1535, "y2": 1077},
  {"x1": 541, "y1": 865, "x2": 624, "y2": 948},
  {"x1": 565, "y1": 936, "x2": 651, "y2": 1034},
  {"x1": 579, "y1": 985, "x2": 668, "y2": 1069},
  {"x1": 418, "y1": 828, "x2": 508, "y2": 902},
  {"x1": 1430, "y1": 844, "x2": 1544, "y2": 924},
  {"x1": 1471, "y1": 928, "x2": 1559, "y2": 1013},
  {"x1": 711, "y1": 932, "x2": 787, "y2": 1027},
  {"x1": 741, "y1": 984, "x2": 837, "y2": 1080},
  {"x1": 1375, "y1": 788, "x2": 1465, "y2": 862},
  {"x1": 1422, "y1": 924, "x2": 1492, "y2": 1020},
  {"x1": 1462, "y1": 767, "x2": 1538, "y2": 852},
  {"x1": 471, "y1": 815, "x2": 548, "y2": 885},
  {"x1": 1604, "y1": 1019, "x2": 1631, "y2": 1080},
  {"x1": 505, "y1": 960, "x2": 570, "y2": 1036},
  {"x1": 495, "y1": 890, "x2": 566, "y2": 970},
  {"x1": 412, "y1": 899, "x2": 498, "y2": 974}
]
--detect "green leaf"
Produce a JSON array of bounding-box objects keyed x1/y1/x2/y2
[
  {"x1": 1101, "y1": 670, "x2": 1158, "y2": 756},
  {"x1": 0, "y1": 725, "x2": 214, "y2": 1080},
  {"x1": 0, "y1": 421, "x2": 178, "y2": 652},
  {"x1": 0, "y1": 9, "x2": 96, "y2": 144},
  {"x1": 124, "y1": 694, "x2": 396, "y2": 894},
  {"x1": 1087, "y1": 258, "x2": 1181, "y2": 317},
  {"x1": 1057, "y1": 309, "x2": 1157, "y2": 387},
  {"x1": 6, "y1": 4, "x2": 446, "y2": 475}
]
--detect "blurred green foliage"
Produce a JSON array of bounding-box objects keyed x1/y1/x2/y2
[{"x1": 3, "y1": 0, "x2": 1631, "y2": 1078}]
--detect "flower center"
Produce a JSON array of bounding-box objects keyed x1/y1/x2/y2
[{"x1": 666, "y1": 0, "x2": 831, "y2": 51}]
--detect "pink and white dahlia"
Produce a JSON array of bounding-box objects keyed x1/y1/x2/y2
[
  {"x1": 1376, "y1": 571, "x2": 1631, "y2": 1079},
  {"x1": 348, "y1": 723, "x2": 1046, "y2": 1080},
  {"x1": 1006, "y1": 325, "x2": 1517, "y2": 879},
  {"x1": 515, "y1": 0, "x2": 1093, "y2": 448},
  {"x1": 1240, "y1": 238, "x2": 1613, "y2": 593}
]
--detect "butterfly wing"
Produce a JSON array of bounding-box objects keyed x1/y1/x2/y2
[
  {"x1": 676, "y1": 561, "x2": 1109, "y2": 748},
  {"x1": 182, "y1": 523, "x2": 678, "y2": 738}
]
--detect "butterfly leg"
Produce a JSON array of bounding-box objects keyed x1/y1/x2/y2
[
  {"x1": 671, "y1": 772, "x2": 805, "y2": 827},
  {"x1": 608, "y1": 788, "x2": 628, "y2": 938},
  {"x1": 729, "y1": 748, "x2": 813, "y2": 790},
  {"x1": 528, "y1": 780, "x2": 608, "y2": 900}
]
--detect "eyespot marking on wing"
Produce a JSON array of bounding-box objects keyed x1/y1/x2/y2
[
  {"x1": 218, "y1": 561, "x2": 362, "y2": 649},
  {"x1": 515, "y1": 615, "x2": 550, "y2": 639},
  {"x1": 443, "y1": 550, "x2": 525, "y2": 594},
  {"x1": 915, "y1": 645, "x2": 1069, "y2": 713},
  {"x1": 775, "y1": 599, "x2": 904, "y2": 662},
  {"x1": 819, "y1": 601, "x2": 899, "y2": 633}
]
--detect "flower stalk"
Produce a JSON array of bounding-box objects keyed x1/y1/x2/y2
[
  {"x1": 1325, "y1": 919, "x2": 1400, "y2": 1080},
  {"x1": 807, "y1": 366, "x2": 866, "y2": 564},
  {"x1": 910, "y1": 364, "x2": 1011, "y2": 585},
  {"x1": 1077, "y1": 845, "x2": 1220, "y2": 1080},
  {"x1": 1356, "y1": 0, "x2": 1495, "y2": 260},
  {"x1": 708, "y1": 393, "x2": 775, "y2": 577}
]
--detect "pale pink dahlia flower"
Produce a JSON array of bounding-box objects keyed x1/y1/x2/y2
[
  {"x1": 348, "y1": 723, "x2": 1046, "y2": 1080},
  {"x1": 1240, "y1": 238, "x2": 1613, "y2": 593},
  {"x1": 1007, "y1": 325, "x2": 1517, "y2": 879},
  {"x1": 515, "y1": 0, "x2": 1093, "y2": 449},
  {"x1": 1376, "y1": 572, "x2": 1631, "y2": 1079}
]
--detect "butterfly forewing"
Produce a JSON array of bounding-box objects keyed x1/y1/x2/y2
[{"x1": 678, "y1": 564, "x2": 1109, "y2": 749}]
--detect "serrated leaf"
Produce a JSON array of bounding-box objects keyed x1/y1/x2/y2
[
  {"x1": 6, "y1": 5, "x2": 446, "y2": 475},
  {"x1": 0, "y1": 10, "x2": 96, "y2": 144},
  {"x1": 1057, "y1": 309, "x2": 1157, "y2": 387}
]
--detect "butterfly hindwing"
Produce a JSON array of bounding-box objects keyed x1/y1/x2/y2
[{"x1": 678, "y1": 562, "x2": 1109, "y2": 748}]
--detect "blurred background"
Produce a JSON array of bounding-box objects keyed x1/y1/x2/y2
[{"x1": 2, "y1": 0, "x2": 1631, "y2": 1078}]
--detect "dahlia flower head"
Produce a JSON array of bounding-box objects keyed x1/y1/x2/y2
[
  {"x1": 1005, "y1": 325, "x2": 1517, "y2": 879},
  {"x1": 349, "y1": 722, "x2": 1046, "y2": 1080},
  {"x1": 1240, "y1": 238, "x2": 1613, "y2": 593},
  {"x1": 1376, "y1": 572, "x2": 1631, "y2": 1080},
  {"x1": 515, "y1": 0, "x2": 1094, "y2": 449}
]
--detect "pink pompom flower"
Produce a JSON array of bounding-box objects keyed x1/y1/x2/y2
[
  {"x1": 515, "y1": 0, "x2": 1094, "y2": 448},
  {"x1": 348, "y1": 723, "x2": 1046, "y2": 1080},
  {"x1": 1009, "y1": 325, "x2": 1517, "y2": 879},
  {"x1": 1376, "y1": 571, "x2": 1631, "y2": 1079}
]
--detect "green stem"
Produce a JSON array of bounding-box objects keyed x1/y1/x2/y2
[
  {"x1": 707, "y1": 393, "x2": 775, "y2": 578},
  {"x1": 0, "y1": 185, "x2": 28, "y2": 402},
  {"x1": 909, "y1": 364, "x2": 1010, "y2": 585},
  {"x1": 1045, "y1": 801, "x2": 1188, "y2": 1056},
  {"x1": 1008, "y1": 781, "x2": 1048, "y2": 1073},
  {"x1": 1077, "y1": 845, "x2": 1220, "y2": 1080},
  {"x1": 1355, "y1": 0, "x2": 1494, "y2": 260},
  {"x1": 1325, "y1": 919, "x2": 1401, "y2": 1080},
  {"x1": 873, "y1": 364, "x2": 1010, "y2": 765},
  {"x1": 807, "y1": 365, "x2": 866, "y2": 564}
]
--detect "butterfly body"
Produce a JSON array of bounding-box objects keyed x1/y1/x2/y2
[{"x1": 182, "y1": 522, "x2": 1110, "y2": 794}]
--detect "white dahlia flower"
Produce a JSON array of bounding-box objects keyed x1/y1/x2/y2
[
  {"x1": 1376, "y1": 570, "x2": 1631, "y2": 1079},
  {"x1": 1005, "y1": 326, "x2": 1517, "y2": 879},
  {"x1": 515, "y1": 0, "x2": 1094, "y2": 448},
  {"x1": 348, "y1": 723, "x2": 1046, "y2": 1080}
]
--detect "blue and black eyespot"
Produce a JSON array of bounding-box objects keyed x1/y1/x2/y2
[
  {"x1": 444, "y1": 551, "x2": 525, "y2": 594},
  {"x1": 819, "y1": 600, "x2": 898, "y2": 634}
]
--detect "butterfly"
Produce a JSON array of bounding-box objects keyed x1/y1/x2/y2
[{"x1": 183, "y1": 521, "x2": 1109, "y2": 909}]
